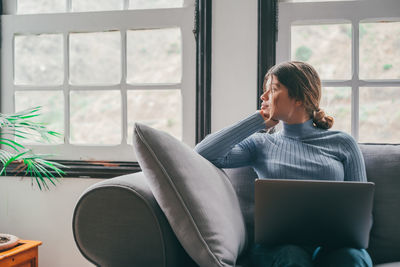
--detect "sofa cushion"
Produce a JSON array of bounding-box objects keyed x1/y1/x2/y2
[
  {"x1": 360, "y1": 144, "x2": 400, "y2": 265},
  {"x1": 133, "y1": 123, "x2": 247, "y2": 267},
  {"x1": 224, "y1": 167, "x2": 258, "y2": 246}
]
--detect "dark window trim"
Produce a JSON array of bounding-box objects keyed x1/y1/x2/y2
[
  {"x1": 0, "y1": 1, "x2": 212, "y2": 179},
  {"x1": 257, "y1": 0, "x2": 278, "y2": 107},
  {"x1": 195, "y1": 0, "x2": 212, "y2": 143},
  {"x1": 3, "y1": 160, "x2": 140, "y2": 179}
]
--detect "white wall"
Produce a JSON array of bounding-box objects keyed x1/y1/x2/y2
[
  {"x1": 212, "y1": 0, "x2": 258, "y2": 132},
  {"x1": 0, "y1": 177, "x2": 101, "y2": 267},
  {"x1": 0, "y1": 1, "x2": 257, "y2": 266}
]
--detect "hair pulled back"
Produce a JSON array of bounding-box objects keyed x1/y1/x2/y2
[{"x1": 264, "y1": 61, "x2": 334, "y2": 129}]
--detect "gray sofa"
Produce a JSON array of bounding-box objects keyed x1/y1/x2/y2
[{"x1": 73, "y1": 144, "x2": 400, "y2": 267}]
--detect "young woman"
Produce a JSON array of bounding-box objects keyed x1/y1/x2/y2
[{"x1": 194, "y1": 61, "x2": 373, "y2": 267}]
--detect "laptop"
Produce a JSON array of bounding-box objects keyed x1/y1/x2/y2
[{"x1": 254, "y1": 178, "x2": 375, "y2": 248}]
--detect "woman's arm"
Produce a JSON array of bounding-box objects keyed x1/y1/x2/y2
[
  {"x1": 340, "y1": 133, "x2": 367, "y2": 182},
  {"x1": 194, "y1": 112, "x2": 268, "y2": 168}
]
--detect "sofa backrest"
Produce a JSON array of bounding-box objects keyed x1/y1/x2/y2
[
  {"x1": 360, "y1": 144, "x2": 400, "y2": 264},
  {"x1": 224, "y1": 144, "x2": 400, "y2": 265}
]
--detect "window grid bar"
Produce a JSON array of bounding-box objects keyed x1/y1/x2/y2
[
  {"x1": 351, "y1": 20, "x2": 360, "y2": 142},
  {"x1": 322, "y1": 80, "x2": 400, "y2": 87},
  {"x1": 126, "y1": 84, "x2": 182, "y2": 89},
  {"x1": 67, "y1": 0, "x2": 72, "y2": 12},
  {"x1": 64, "y1": 31, "x2": 71, "y2": 144},
  {"x1": 123, "y1": 0, "x2": 129, "y2": 10},
  {"x1": 321, "y1": 81, "x2": 352, "y2": 87},
  {"x1": 13, "y1": 84, "x2": 182, "y2": 91},
  {"x1": 6, "y1": 9, "x2": 186, "y2": 34},
  {"x1": 11, "y1": 0, "x2": 17, "y2": 14},
  {"x1": 14, "y1": 86, "x2": 64, "y2": 91},
  {"x1": 358, "y1": 80, "x2": 400, "y2": 86},
  {"x1": 121, "y1": 30, "x2": 128, "y2": 145},
  {"x1": 11, "y1": 36, "x2": 16, "y2": 94}
]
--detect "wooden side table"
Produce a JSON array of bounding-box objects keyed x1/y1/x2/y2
[{"x1": 0, "y1": 240, "x2": 42, "y2": 267}]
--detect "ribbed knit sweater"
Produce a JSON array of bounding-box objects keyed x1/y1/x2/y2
[{"x1": 194, "y1": 112, "x2": 367, "y2": 182}]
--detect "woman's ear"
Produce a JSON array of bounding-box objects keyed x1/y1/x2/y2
[{"x1": 295, "y1": 100, "x2": 303, "y2": 107}]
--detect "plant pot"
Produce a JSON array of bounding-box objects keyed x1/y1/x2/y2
[{"x1": 0, "y1": 234, "x2": 19, "y2": 251}]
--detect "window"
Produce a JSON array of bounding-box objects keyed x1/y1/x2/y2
[
  {"x1": 1, "y1": 0, "x2": 197, "y2": 162},
  {"x1": 277, "y1": 0, "x2": 400, "y2": 143}
]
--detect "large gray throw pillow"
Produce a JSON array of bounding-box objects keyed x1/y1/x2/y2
[{"x1": 133, "y1": 123, "x2": 247, "y2": 267}]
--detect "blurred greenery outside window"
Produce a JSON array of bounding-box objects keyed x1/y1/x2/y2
[
  {"x1": 1, "y1": 0, "x2": 196, "y2": 162},
  {"x1": 280, "y1": 0, "x2": 400, "y2": 143}
]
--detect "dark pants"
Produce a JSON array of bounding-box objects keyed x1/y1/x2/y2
[{"x1": 251, "y1": 244, "x2": 373, "y2": 267}]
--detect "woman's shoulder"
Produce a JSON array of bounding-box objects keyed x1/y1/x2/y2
[
  {"x1": 319, "y1": 129, "x2": 358, "y2": 147},
  {"x1": 329, "y1": 129, "x2": 355, "y2": 140}
]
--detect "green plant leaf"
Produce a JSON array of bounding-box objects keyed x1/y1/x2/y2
[
  {"x1": 1, "y1": 106, "x2": 66, "y2": 190},
  {"x1": 4, "y1": 150, "x2": 29, "y2": 166},
  {"x1": 0, "y1": 138, "x2": 25, "y2": 150},
  {"x1": 0, "y1": 150, "x2": 29, "y2": 176},
  {"x1": 0, "y1": 150, "x2": 12, "y2": 164},
  {"x1": 36, "y1": 159, "x2": 67, "y2": 175},
  {"x1": 25, "y1": 160, "x2": 44, "y2": 190},
  {"x1": 0, "y1": 141, "x2": 20, "y2": 151},
  {"x1": 33, "y1": 162, "x2": 57, "y2": 187},
  {"x1": 0, "y1": 151, "x2": 13, "y2": 176},
  {"x1": 28, "y1": 159, "x2": 50, "y2": 190}
]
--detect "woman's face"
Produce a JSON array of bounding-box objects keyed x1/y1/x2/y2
[{"x1": 260, "y1": 75, "x2": 301, "y2": 122}]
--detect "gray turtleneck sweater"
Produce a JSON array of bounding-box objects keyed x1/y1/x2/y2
[{"x1": 194, "y1": 112, "x2": 366, "y2": 182}]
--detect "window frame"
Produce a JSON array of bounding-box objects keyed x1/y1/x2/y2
[
  {"x1": 276, "y1": 0, "x2": 400, "y2": 142},
  {"x1": 0, "y1": 0, "x2": 212, "y2": 178},
  {"x1": 257, "y1": 0, "x2": 278, "y2": 107}
]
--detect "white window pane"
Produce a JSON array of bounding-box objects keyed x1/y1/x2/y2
[
  {"x1": 359, "y1": 22, "x2": 400, "y2": 80},
  {"x1": 320, "y1": 87, "x2": 351, "y2": 134},
  {"x1": 15, "y1": 34, "x2": 63, "y2": 85},
  {"x1": 127, "y1": 89, "x2": 181, "y2": 144},
  {"x1": 129, "y1": 0, "x2": 183, "y2": 9},
  {"x1": 70, "y1": 91, "x2": 121, "y2": 144},
  {"x1": 127, "y1": 28, "x2": 182, "y2": 84},
  {"x1": 359, "y1": 87, "x2": 400, "y2": 143},
  {"x1": 70, "y1": 31, "x2": 121, "y2": 85},
  {"x1": 72, "y1": 0, "x2": 123, "y2": 12},
  {"x1": 17, "y1": 0, "x2": 65, "y2": 14},
  {"x1": 15, "y1": 91, "x2": 64, "y2": 144},
  {"x1": 291, "y1": 24, "x2": 351, "y2": 80}
]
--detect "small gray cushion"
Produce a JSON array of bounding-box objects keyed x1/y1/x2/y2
[
  {"x1": 360, "y1": 144, "x2": 400, "y2": 264},
  {"x1": 133, "y1": 123, "x2": 247, "y2": 267}
]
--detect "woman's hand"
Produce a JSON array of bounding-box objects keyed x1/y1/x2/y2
[{"x1": 259, "y1": 101, "x2": 279, "y2": 129}]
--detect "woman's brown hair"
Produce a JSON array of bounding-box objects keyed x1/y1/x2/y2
[{"x1": 264, "y1": 61, "x2": 334, "y2": 129}]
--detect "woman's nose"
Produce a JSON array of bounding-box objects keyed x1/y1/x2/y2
[{"x1": 260, "y1": 90, "x2": 269, "y2": 101}]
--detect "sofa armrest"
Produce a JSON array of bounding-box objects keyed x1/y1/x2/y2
[{"x1": 72, "y1": 172, "x2": 195, "y2": 267}]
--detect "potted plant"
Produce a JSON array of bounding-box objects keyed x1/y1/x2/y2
[{"x1": 0, "y1": 106, "x2": 66, "y2": 251}]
